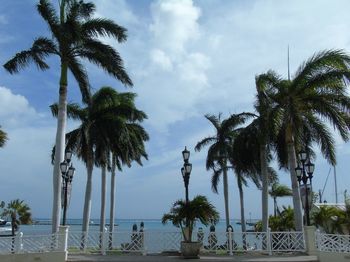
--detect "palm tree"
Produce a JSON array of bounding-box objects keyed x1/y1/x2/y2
[
  {"x1": 266, "y1": 50, "x2": 350, "y2": 231},
  {"x1": 2, "y1": 199, "x2": 32, "y2": 236},
  {"x1": 227, "y1": 74, "x2": 278, "y2": 233},
  {"x1": 0, "y1": 126, "x2": 8, "y2": 148},
  {"x1": 195, "y1": 113, "x2": 253, "y2": 228},
  {"x1": 254, "y1": 73, "x2": 280, "y2": 232},
  {"x1": 162, "y1": 195, "x2": 219, "y2": 242},
  {"x1": 269, "y1": 183, "x2": 292, "y2": 216},
  {"x1": 52, "y1": 87, "x2": 148, "y2": 246},
  {"x1": 312, "y1": 206, "x2": 344, "y2": 234},
  {"x1": 109, "y1": 122, "x2": 148, "y2": 248},
  {"x1": 4, "y1": 0, "x2": 132, "y2": 233}
]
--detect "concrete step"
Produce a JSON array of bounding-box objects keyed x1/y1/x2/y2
[{"x1": 68, "y1": 254, "x2": 319, "y2": 262}]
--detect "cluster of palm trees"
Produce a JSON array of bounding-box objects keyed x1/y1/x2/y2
[
  {"x1": 50, "y1": 86, "x2": 148, "y2": 246},
  {"x1": 3, "y1": 0, "x2": 141, "y2": 237},
  {"x1": 197, "y1": 49, "x2": 350, "y2": 232}
]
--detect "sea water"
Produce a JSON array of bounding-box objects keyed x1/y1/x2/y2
[{"x1": 19, "y1": 218, "x2": 257, "y2": 235}]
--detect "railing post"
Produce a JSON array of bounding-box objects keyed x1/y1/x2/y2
[
  {"x1": 101, "y1": 227, "x2": 107, "y2": 255},
  {"x1": 58, "y1": 225, "x2": 69, "y2": 261},
  {"x1": 315, "y1": 229, "x2": 320, "y2": 251},
  {"x1": 267, "y1": 227, "x2": 272, "y2": 255},
  {"x1": 81, "y1": 231, "x2": 88, "y2": 252},
  {"x1": 142, "y1": 228, "x2": 147, "y2": 256},
  {"x1": 228, "y1": 227, "x2": 233, "y2": 256},
  {"x1": 304, "y1": 226, "x2": 317, "y2": 255},
  {"x1": 16, "y1": 232, "x2": 23, "y2": 253}
]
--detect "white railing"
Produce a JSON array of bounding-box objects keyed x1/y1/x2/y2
[
  {"x1": 316, "y1": 232, "x2": 350, "y2": 253},
  {"x1": 270, "y1": 231, "x2": 305, "y2": 252},
  {"x1": 0, "y1": 233, "x2": 65, "y2": 254},
  {"x1": 69, "y1": 230, "x2": 148, "y2": 254},
  {"x1": 199, "y1": 231, "x2": 268, "y2": 253},
  {"x1": 67, "y1": 229, "x2": 305, "y2": 255}
]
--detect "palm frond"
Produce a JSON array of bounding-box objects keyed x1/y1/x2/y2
[
  {"x1": 37, "y1": 0, "x2": 60, "y2": 38},
  {"x1": 67, "y1": 57, "x2": 91, "y2": 104},
  {"x1": 4, "y1": 37, "x2": 57, "y2": 74},
  {"x1": 77, "y1": 39, "x2": 133, "y2": 87},
  {"x1": 0, "y1": 126, "x2": 8, "y2": 148},
  {"x1": 82, "y1": 18, "x2": 127, "y2": 42}
]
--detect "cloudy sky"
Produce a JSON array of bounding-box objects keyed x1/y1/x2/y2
[{"x1": 0, "y1": 0, "x2": 350, "y2": 221}]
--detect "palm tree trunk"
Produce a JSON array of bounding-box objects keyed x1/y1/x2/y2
[
  {"x1": 222, "y1": 161, "x2": 230, "y2": 228},
  {"x1": 81, "y1": 157, "x2": 93, "y2": 248},
  {"x1": 109, "y1": 158, "x2": 116, "y2": 249},
  {"x1": 237, "y1": 177, "x2": 247, "y2": 250},
  {"x1": 273, "y1": 197, "x2": 277, "y2": 216},
  {"x1": 51, "y1": 63, "x2": 68, "y2": 233},
  {"x1": 100, "y1": 166, "x2": 107, "y2": 233},
  {"x1": 99, "y1": 165, "x2": 107, "y2": 248},
  {"x1": 238, "y1": 177, "x2": 246, "y2": 232},
  {"x1": 260, "y1": 144, "x2": 269, "y2": 232},
  {"x1": 286, "y1": 132, "x2": 303, "y2": 231}
]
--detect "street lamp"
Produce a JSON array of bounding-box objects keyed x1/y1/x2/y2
[
  {"x1": 60, "y1": 151, "x2": 75, "y2": 226},
  {"x1": 181, "y1": 147, "x2": 192, "y2": 204},
  {"x1": 295, "y1": 151, "x2": 315, "y2": 226}
]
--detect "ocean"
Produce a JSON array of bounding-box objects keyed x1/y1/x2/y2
[{"x1": 19, "y1": 218, "x2": 257, "y2": 235}]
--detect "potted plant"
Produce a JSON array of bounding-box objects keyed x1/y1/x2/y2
[{"x1": 162, "y1": 195, "x2": 219, "y2": 258}]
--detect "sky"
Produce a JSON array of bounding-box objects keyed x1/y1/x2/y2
[{"x1": 0, "y1": 0, "x2": 350, "y2": 221}]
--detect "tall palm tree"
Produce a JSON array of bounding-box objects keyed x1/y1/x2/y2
[
  {"x1": 254, "y1": 73, "x2": 280, "y2": 232},
  {"x1": 52, "y1": 87, "x2": 148, "y2": 245},
  {"x1": 0, "y1": 126, "x2": 8, "y2": 148},
  {"x1": 109, "y1": 121, "x2": 148, "y2": 248},
  {"x1": 195, "y1": 113, "x2": 253, "y2": 228},
  {"x1": 269, "y1": 183, "x2": 292, "y2": 216},
  {"x1": 266, "y1": 50, "x2": 350, "y2": 231},
  {"x1": 4, "y1": 0, "x2": 132, "y2": 233},
  {"x1": 2, "y1": 199, "x2": 32, "y2": 236}
]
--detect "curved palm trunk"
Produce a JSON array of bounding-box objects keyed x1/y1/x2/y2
[
  {"x1": 222, "y1": 161, "x2": 231, "y2": 228},
  {"x1": 109, "y1": 158, "x2": 116, "y2": 249},
  {"x1": 286, "y1": 132, "x2": 303, "y2": 231},
  {"x1": 260, "y1": 144, "x2": 269, "y2": 232},
  {"x1": 100, "y1": 165, "x2": 107, "y2": 248},
  {"x1": 238, "y1": 178, "x2": 246, "y2": 233},
  {"x1": 237, "y1": 177, "x2": 247, "y2": 249},
  {"x1": 51, "y1": 63, "x2": 68, "y2": 233},
  {"x1": 81, "y1": 157, "x2": 93, "y2": 248}
]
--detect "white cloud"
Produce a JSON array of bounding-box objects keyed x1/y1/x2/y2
[
  {"x1": 150, "y1": 49, "x2": 173, "y2": 71},
  {"x1": 0, "y1": 86, "x2": 39, "y2": 128},
  {"x1": 94, "y1": 0, "x2": 139, "y2": 26},
  {"x1": 179, "y1": 53, "x2": 210, "y2": 85},
  {"x1": 150, "y1": 0, "x2": 201, "y2": 54}
]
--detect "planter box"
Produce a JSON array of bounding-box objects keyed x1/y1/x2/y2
[{"x1": 180, "y1": 241, "x2": 201, "y2": 259}]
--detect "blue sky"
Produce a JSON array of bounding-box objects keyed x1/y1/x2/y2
[{"x1": 0, "y1": 0, "x2": 350, "y2": 220}]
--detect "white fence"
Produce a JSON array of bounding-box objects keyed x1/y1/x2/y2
[
  {"x1": 5, "y1": 227, "x2": 350, "y2": 258},
  {"x1": 67, "y1": 229, "x2": 305, "y2": 255},
  {"x1": 316, "y1": 232, "x2": 350, "y2": 253},
  {"x1": 0, "y1": 233, "x2": 65, "y2": 254},
  {"x1": 0, "y1": 229, "x2": 306, "y2": 255}
]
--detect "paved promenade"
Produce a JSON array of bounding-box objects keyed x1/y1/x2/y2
[{"x1": 68, "y1": 254, "x2": 318, "y2": 262}]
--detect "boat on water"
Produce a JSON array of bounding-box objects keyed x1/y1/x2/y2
[
  {"x1": 236, "y1": 221, "x2": 256, "y2": 226},
  {"x1": 0, "y1": 219, "x2": 12, "y2": 236}
]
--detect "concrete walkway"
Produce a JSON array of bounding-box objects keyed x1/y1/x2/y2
[{"x1": 68, "y1": 254, "x2": 318, "y2": 262}]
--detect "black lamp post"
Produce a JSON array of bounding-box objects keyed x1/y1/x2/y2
[
  {"x1": 181, "y1": 147, "x2": 192, "y2": 204},
  {"x1": 60, "y1": 151, "x2": 75, "y2": 226},
  {"x1": 294, "y1": 151, "x2": 315, "y2": 226}
]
